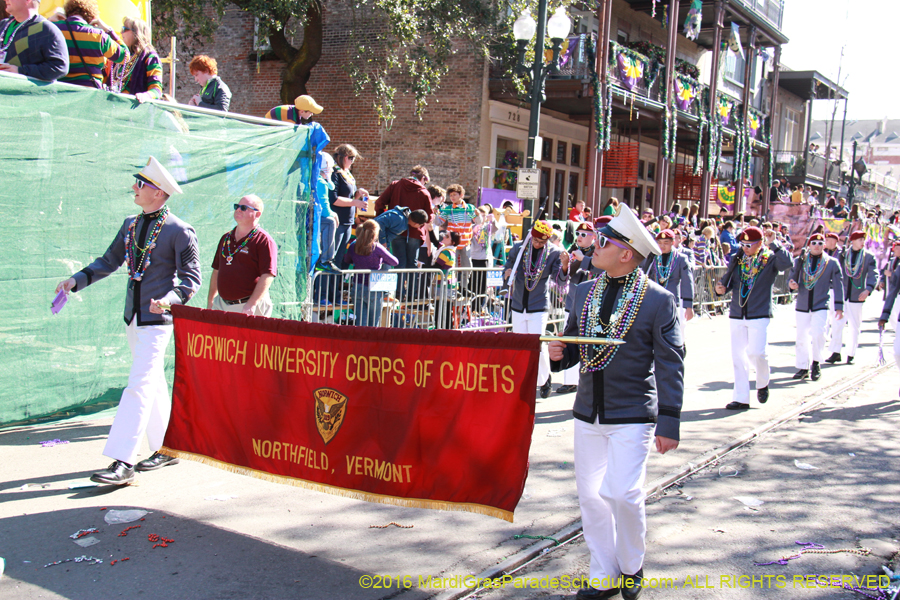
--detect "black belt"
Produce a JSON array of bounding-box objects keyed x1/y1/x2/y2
[{"x1": 222, "y1": 296, "x2": 251, "y2": 305}]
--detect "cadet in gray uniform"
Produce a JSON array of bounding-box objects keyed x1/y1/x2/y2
[
  {"x1": 550, "y1": 207, "x2": 684, "y2": 600},
  {"x1": 558, "y1": 221, "x2": 599, "y2": 395},
  {"x1": 787, "y1": 233, "x2": 844, "y2": 381},
  {"x1": 56, "y1": 157, "x2": 202, "y2": 485},
  {"x1": 715, "y1": 226, "x2": 793, "y2": 410},
  {"x1": 827, "y1": 230, "x2": 879, "y2": 365},
  {"x1": 878, "y1": 242, "x2": 900, "y2": 392},
  {"x1": 642, "y1": 229, "x2": 694, "y2": 329},
  {"x1": 504, "y1": 219, "x2": 569, "y2": 398}
]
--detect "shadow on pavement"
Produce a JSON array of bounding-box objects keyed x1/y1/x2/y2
[{"x1": 0, "y1": 507, "x2": 429, "y2": 600}]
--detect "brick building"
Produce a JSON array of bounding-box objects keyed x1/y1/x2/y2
[{"x1": 165, "y1": 4, "x2": 488, "y2": 196}]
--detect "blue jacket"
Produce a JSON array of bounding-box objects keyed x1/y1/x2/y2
[{"x1": 372, "y1": 206, "x2": 411, "y2": 247}]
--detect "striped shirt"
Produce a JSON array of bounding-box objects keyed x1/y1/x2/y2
[
  {"x1": 54, "y1": 16, "x2": 126, "y2": 87},
  {"x1": 122, "y1": 50, "x2": 163, "y2": 99},
  {"x1": 437, "y1": 203, "x2": 477, "y2": 248},
  {"x1": 265, "y1": 105, "x2": 301, "y2": 123}
]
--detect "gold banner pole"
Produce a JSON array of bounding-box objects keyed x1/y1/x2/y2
[{"x1": 538, "y1": 336, "x2": 624, "y2": 346}]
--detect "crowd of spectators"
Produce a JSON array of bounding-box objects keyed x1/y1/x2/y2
[{"x1": 1, "y1": 0, "x2": 231, "y2": 109}]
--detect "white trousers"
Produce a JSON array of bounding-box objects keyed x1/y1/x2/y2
[
  {"x1": 103, "y1": 318, "x2": 174, "y2": 465},
  {"x1": 562, "y1": 310, "x2": 580, "y2": 385},
  {"x1": 575, "y1": 420, "x2": 655, "y2": 585},
  {"x1": 512, "y1": 310, "x2": 550, "y2": 386},
  {"x1": 825, "y1": 296, "x2": 835, "y2": 340},
  {"x1": 894, "y1": 320, "x2": 900, "y2": 376},
  {"x1": 213, "y1": 293, "x2": 273, "y2": 317},
  {"x1": 829, "y1": 302, "x2": 864, "y2": 357},
  {"x1": 795, "y1": 310, "x2": 828, "y2": 369},
  {"x1": 730, "y1": 318, "x2": 771, "y2": 404}
]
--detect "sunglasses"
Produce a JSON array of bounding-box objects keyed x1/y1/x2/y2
[
  {"x1": 576, "y1": 232, "x2": 594, "y2": 238},
  {"x1": 121, "y1": 26, "x2": 132, "y2": 32},
  {"x1": 597, "y1": 234, "x2": 629, "y2": 251},
  {"x1": 136, "y1": 179, "x2": 158, "y2": 190},
  {"x1": 809, "y1": 240, "x2": 825, "y2": 246},
  {"x1": 234, "y1": 204, "x2": 260, "y2": 213},
  {"x1": 740, "y1": 241, "x2": 757, "y2": 248}
]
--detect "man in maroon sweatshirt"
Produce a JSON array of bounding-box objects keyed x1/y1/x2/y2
[{"x1": 375, "y1": 165, "x2": 435, "y2": 268}]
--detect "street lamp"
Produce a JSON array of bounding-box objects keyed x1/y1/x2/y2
[{"x1": 513, "y1": 3, "x2": 571, "y2": 221}]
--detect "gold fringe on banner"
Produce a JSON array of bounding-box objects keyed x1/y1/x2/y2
[{"x1": 160, "y1": 447, "x2": 515, "y2": 522}]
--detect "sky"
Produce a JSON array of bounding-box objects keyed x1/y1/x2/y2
[{"x1": 779, "y1": 0, "x2": 895, "y2": 121}]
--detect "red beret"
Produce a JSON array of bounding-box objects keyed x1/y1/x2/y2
[
  {"x1": 808, "y1": 233, "x2": 824, "y2": 243},
  {"x1": 825, "y1": 232, "x2": 840, "y2": 240},
  {"x1": 656, "y1": 229, "x2": 675, "y2": 240},
  {"x1": 849, "y1": 231, "x2": 866, "y2": 242},
  {"x1": 593, "y1": 216, "x2": 612, "y2": 228},
  {"x1": 575, "y1": 222, "x2": 595, "y2": 233},
  {"x1": 739, "y1": 226, "x2": 763, "y2": 242}
]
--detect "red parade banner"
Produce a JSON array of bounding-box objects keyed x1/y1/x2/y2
[{"x1": 162, "y1": 306, "x2": 540, "y2": 521}]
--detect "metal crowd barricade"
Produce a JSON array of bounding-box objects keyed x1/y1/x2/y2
[
  {"x1": 691, "y1": 265, "x2": 797, "y2": 317},
  {"x1": 693, "y1": 265, "x2": 729, "y2": 317},
  {"x1": 304, "y1": 266, "x2": 572, "y2": 333}
]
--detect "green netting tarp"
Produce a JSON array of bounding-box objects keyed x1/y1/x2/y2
[{"x1": 0, "y1": 73, "x2": 314, "y2": 427}]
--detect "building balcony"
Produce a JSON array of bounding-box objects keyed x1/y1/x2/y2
[
  {"x1": 732, "y1": 0, "x2": 784, "y2": 32},
  {"x1": 773, "y1": 151, "x2": 842, "y2": 188}
]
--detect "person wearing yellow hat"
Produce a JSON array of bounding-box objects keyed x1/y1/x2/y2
[
  {"x1": 265, "y1": 94, "x2": 324, "y2": 124},
  {"x1": 548, "y1": 205, "x2": 684, "y2": 600},
  {"x1": 55, "y1": 156, "x2": 202, "y2": 485},
  {"x1": 715, "y1": 225, "x2": 792, "y2": 410},
  {"x1": 504, "y1": 220, "x2": 569, "y2": 398}
]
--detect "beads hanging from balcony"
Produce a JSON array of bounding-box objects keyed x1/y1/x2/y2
[
  {"x1": 662, "y1": 94, "x2": 678, "y2": 164},
  {"x1": 693, "y1": 116, "x2": 707, "y2": 176},
  {"x1": 587, "y1": 36, "x2": 612, "y2": 152}
]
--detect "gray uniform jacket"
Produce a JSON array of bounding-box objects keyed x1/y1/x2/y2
[
  {"x1": 837, "y1": 248, "x2": 879, "y2": 303},
  {"x1": 642, "y1": 252, "x2": 694, "y2": 309},
  {"x1": 551, "y1": 275, "x2": 685, "y2": 440},
  {"x1": 880, "y1": 265, "x2": 900, "y2": 321},
  {"x1": 504, "y1": 241, "x2": 567, "y2": 313},
  {"x1": 564, "y1": 247, "x2": 597, "y2": 312},
  {"x1": 789, "y1": 253, "x2": 844, "y2": 313},
  {"x1": 73, "y1": 212, "x2": 202, "y2": 326},
  {"x1": 719, "y1": 241, "x2": 793, "y2": 319}
]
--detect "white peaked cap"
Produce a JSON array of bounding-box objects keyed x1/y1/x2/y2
[
  {"x1": 599, "y1": 205, "x2": 661, "y2": 257},
  {"x1": 135, "y1": 156, "x2": 184, "y2": 196}
]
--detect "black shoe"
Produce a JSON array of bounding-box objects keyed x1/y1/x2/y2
[
  {"x1": 725, "y1": 401, "x2": 750, "y2": 410},
  {"x1": 757, "y1": 386, "x2": 769, "y2": 404},
  {"x1": 825, "y1": 352, "x2": 841, "y2": 364},
  {"x1": 621, "y1": 569, "x2": 644, "y2": 600},
  {"x1": 576, "y1": 586, "x2": 620, "y2": 600},
  {"x1": 792, "y1": 369, "x2": 809, "y2": 380},
  {"x1": 90, "y1": 461, "x2": 134, "y2": 485},
  {"x1": 539, "y1": 377, "x2": 552, "y2": 399},
  {"x1": 846, "y1": 355, "x2": 854, "y2": 364},
  {"x1": 135, "y1": 452, "x2": 180, "y2": 472},
  {"x1": 556, "y1": 384, "x2": 578, "y2": 394},
  {"x1": 811, "y1": 361, "x2": 821, "y2": 381}
]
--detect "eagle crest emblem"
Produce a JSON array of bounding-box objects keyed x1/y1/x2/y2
[{"x1": 314, "y1": 388, "x2": 348, "y2": 445}]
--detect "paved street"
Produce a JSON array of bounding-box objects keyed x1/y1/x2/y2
[
  {"x1": 469, "y1": 344, "x2": 900, "y2": 600},
  {"x1": 1, "y1": 298, "x2": 898, "y2": 599}
]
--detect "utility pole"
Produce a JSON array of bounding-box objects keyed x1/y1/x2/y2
[
  {"x1": 848, "y1": 140, "x2": 858, "y2": 205},
  {"x1": 823, "y1": 46, "x2": 845, "y2": 191}
]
